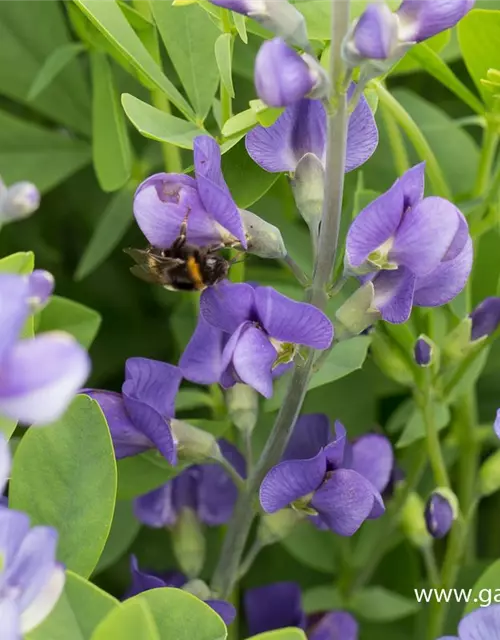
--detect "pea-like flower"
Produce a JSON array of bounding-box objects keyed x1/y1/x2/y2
[
  {"x1": 259, "y1": 415, "x2": 393, "y2": 535},
  {"x1": 470, "y1": 297, "x2": 500, "y2": 341},
  {"x1": 244, "y1": 581, "x2": 359, "y2": 639},
  {"x1": 0, "y1": 177, "x2": 40, "y2": 223},
  {"x1": 345, "y1": 163, "x2": 473, "y2": 323},
  {"x1": 84, "y1": 357, "x2": 183, "y2": 465},
  {"x1": 245, "y1": 87, "x2": 378, "y2": 175},
  {"x1": 438, "y1": 603, "x2": 500, "y2": 640},
  {"x1": 180, "y1": 281, "x2": 333, "y2": 398},
  {"x1": 0, "y1": 272, "x2": 90, "y2": 424}
]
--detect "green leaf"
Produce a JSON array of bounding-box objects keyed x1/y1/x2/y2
[
  {"x1": 76, "y1": 186, "x2": 134, "y2": 280},
  {"x1": 465, "y1": 559, "x2": 500, "y2": 614},
  {"x1": 91, "y1": 52, "x2": 132, "y2": 192},
  {"x1": 302, "y1": 586, "x2": 343, "y2": 614},
  {"x1": 74, "y1": 0, "x2": 195, "y2": 120},
  {"x1": 94, "y1": 501, "x2": 141, "y2": 574},
  {"x1": 232, "y1": 12, "x2": 248, "y2": 43},
  {"x1": 122, "y1": 93, "x2": 205, "y2": 148},
  {"x1": 10, "y1": 395, "x2": 117, "y2": 578},
  {"x1": 247, "y1": 631, "x2": 307, "y2": 640},
  {"x1": 0, "y1": 416, "x2": 16, "y2": 440},
  {"x1": 350, "y1": 587, "x2": 419, "y2": 622},
  {"x1": 396, "y1": 402, "x2": 450, "y2": 448},
  {"x1": 215, "y1": 33, "x2": 235, "y2": 99},
  {"x1": 151, "y1": 0, "x2": 220, "y2": 120},
  {"x1": 392, "y1": 31, "x2": 450, "y2": 75},
  {"x1": 28, "y1": 43, "x2": 86, "y2": 101},
  {"x1": 0, "y1": 108, "x2": 91, "y2": 193},
  {"x1": 130, "y1": 588, "x2": 228, "y2": 640},
  {"x1": 221, "y1": 108, "x2": 257, "y2": 138},
  {"x1": 37, "y1": 296, "x2": 102, "y2": 349},
  {"x1": 27, "y1": 571, "x2": 119, "y2": 640},
  {"x1": 91, "y1": 598, "x2": 160, "y2": 640},
  {"x1": 281, "y1": 521, "x2": 337, "y2": 574},
  {"x1": 0, "y1": 251, "x2": 34, "y2": 274},
  {"x1": 459, "y1": 9, "x2": 500, "y2": 107},
  {"x1": 117, "y1": 451, "x2": 186, "y2": 500}
]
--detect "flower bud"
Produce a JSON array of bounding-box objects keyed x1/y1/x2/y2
[
  {"x1": 170, "y1": 419, "x2": 221, "y2": 463},
  {"x1": 400, "y1": 491, "x2": 432, "y2": 548},
  {"x1": 171, "y1": 508, "x2": 206, "y2": 579},
  {"x1": 424, "y1": 489, "x2": 457, "y2": 539},
  {"x1": 255, "y1": 39, "x2": 328, "y2": 108},
  {"x1": 28, "y1": 270, "x2": 54, "y2": 311},
  {"x1": 479, "y1": 449, "x2": 500, "y2": 497},
  {"x1": 414, "y1": 336, "x2": 433, "y2": 367},
  {"x1": 345, "y1": 4, "x2": 400, "y2": 64},
  {"x1": 291, "y1": 153, "x2": 324, "y2": 238},
  {"x1": 239, "y1": 209, "x2": 287, "y2": 259},
  {"x1": 257, "y1": 509, "x2": 303, "y2": 546},
  {"x1": 226, "y1": 384, "x2": 258, "y2": 435},
  {"x1": 0, "y1": 181, "x2": 40, "y2": 222},
  {"x1": 495, "y1": 409, "x2": 500, "y2": 441},
  {"x1": 335, "y1": 282, "x2": 380, "y2": 340},
  {"x1": 470, "y1": 297, "x2": 500, "y2": 341},
  {"x1": 182, "y1": 579, "x2": 211, "y2": 601}
]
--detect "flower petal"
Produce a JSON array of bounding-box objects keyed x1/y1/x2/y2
[
  {"x1": 134, "y1": 483, "x2": 177, "y2": 528},
  {"x1": 0, "y1": 273, "x2": 30, "y2": 361},
  {"x1": 470, "y1": 297, "x2": 500, "y2": 341},
  {"x1": 351, "y1": 434, "x2": 394, "y2": 493},
  {"x1": 122, "y1": 397, "x2": 176, "y2": 465},
  {"x1": 345, "y1": 88, "x2": 379, "y2": 172},
  {"x1": 0, "y1": 434, "x2": 11, "y2": 495},
  {"x1": 397, "y1": 0, "x2": 475, "y2": 43},
  {"x1": 244, "y1": 582, "x2": 306, "y2": 636},
  {"x1": 260, "y1": 450, "x2": 327, "y2": 513},
  {"x1": 20, "y1": 563, "x2": 65, "y2": 633},
  {"x1": 205, "y1": 600, "x2": 237, "y2": 626},
  {"x1": 495, "y1": 410, "x2": 500, "y2": 441},
  {"x1": 283, "y1": 414, "x2": 331, "y2": 461},
  {"x1": 0, "y1": 508, "x2": 31, "y2": 570},
  {"x1": 308, "y1": 611, "x2": 359, "y2": 640},
  {"x1": 0, "y1": 333, "x2": 90, "y2": 425},
  {"x1": 125, "y1": 555, "x2": 168, "y2": 598},
  {"x1": 28, "y1": 270, "x2": 54, "y2": 309},
  {"x1": 123, "y1": 358, "x2": 182, "y2": 418},
  {"x1": 310, "y1": 469, "x2": 379, "y2": 536},
  {"x1": 458, "y1": 604, "x2": 500, "y2": 640},
  {"x1": 399, "y1": 162, "x2": 425, "y2": 210},
  {"x1": 353, "y1": 4, "x2": 399, "y2": 59},
  {"x1": 345, "y1": 179, "x2": 404, "y2": 268},
  {"x1": 200, "y1": 281, "x2": 256, "y2": 333},
  {"x1": 0, "y1": 599, "x2": 20, "y2": 640},
  {"x1": 255, "y1": 286, "x2": 333, "y2": 349},
  {"x1": 413, "y1": 238, "x2": 473, "y2": 307},
  {"x1": 180, "y1": 315, "x2": 225, "y2": 385},
  {"x1": 324, "y1": 420, "x2": 351, "y2": 469},
  {"x1": 194, "y1": 136, "x2": 246, "y2": 246},
  {"x1": 232, "y1": 326, "x2": 277, "y2": 398},
  {"x1": 83, "y1": 390, "x2": 152, "y2": 459},
  {"x1": 372, "y1": 267, "x2": 416, "y2": 324}
]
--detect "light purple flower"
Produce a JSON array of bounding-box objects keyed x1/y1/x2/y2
[
  {"x1": 470, "y1": 297, "x2": 500, "y2": 341},
  {"x1": 0, "y1": 434, "x2": 11, "y2": 494},
  {"x1": 126, "y1": 556, "x2": 236, "y2": 626},
  {"x1": 84, "y1": 357, "x2": 183, "y2": 465},
  {"x1": 397, "y1": 0, "x2": 475, "y2": 43},
  {"x1": 259, "y1": 415, "x2": 392, "y2": 536},
  {"x1": 346, "y1": 163, "x2": 472, "y2": 323},
  {"x1": 246, "y1": 87, "x2": 378, "y2": 174},
  {"x1": 134, "y1": 136, "x2": 246, "y2": 251},
  {"x1": 352, "y1": 4, "x2": 400, "y2": 60},
  {"x1": 245, "y1": 582, "x2": 358, "y2": 640},
  {"x1": 494, "y1": 409, "x2": 500, "y2": 441},
  {"x1": 438, "y1": 603, "x2": 500, "y2": 640},
  {"x1": 0, "y1": 179, "x2": 40, "y2": 222},
  {"x1": 0, "y1": 272, "x2": 90, "y2": 425},
  {"x1": 180, "y1": 281, "x2": 333, "y2": 398},
  {"x1": 134, "y1": 439, "x2": 245, "y2": 527},
  {"x1": 414, "y1": 336, "x2": 432, "y2": 366},
  {"x1": 425, "y1": 492, "x2": 454, "y2": 539}
]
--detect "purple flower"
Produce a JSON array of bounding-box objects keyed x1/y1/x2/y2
[
  {"x1": 346, "y1": 164, "x2": 473, "y2": 323},
  {"x1": 84, "y1": 357, "x2": 183, "y2": 465},
  {"x1": 0, "y1": 272, "x2": 90, "y2": 425},
  {"x1": 438, "y1": 603, "x2": 500, "y2": 640},
  {"x1": 425, "y1": 492, "x2": 454, "y2": 539},
  {"x1": 495, "y1": 410, "x2": 500, "y2": 440},
  {"x1": 414, "y1": 336, "x2": 432, "y2": 366},
  {"x1": 397, "y1": 0, "x2": 475, "y2": 43},
  {"x1": 351, "y1": 4, "x2": 400, "y2": 60},
  {"x1": 134, "y1": 439, "x2": 245, "y2": 527},
  {"x1": 134, "y1": 136, "x2": 246, "y2": 251},
  {"x1": 259, "y1": 415, "x2": 393, "y2": 536},
  {"x1": 470, "y1": 297, "x2": 500, "y2": 341},
  {"x1": 0, "y1": 178, "x2": 40, "y2": 222},
  {"x1": 245, "y1": 582, "x2": 358, "y2": 640},
  {"x1": 246, "y1": 87, "x2": 378, "y2": 175},
  {"x1": 126, "y1": 556, "x2": 236, "y2": 626},
  {"x1": 255, "y1": 38, "x2": 328, "y2": 108},
  {"x1": 180, "y1": 281, "x2": 333, "y2": 398},
  {"x1": 0, "y1": 434, "x2": 11, "y2": 494}
]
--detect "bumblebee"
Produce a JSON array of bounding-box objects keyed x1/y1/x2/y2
[{"x1": 124, "y1": 217, "x2": 230, "y2": 291}]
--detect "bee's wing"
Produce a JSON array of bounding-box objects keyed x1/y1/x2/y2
[
  {"x1": 129, "y1": 265, "x2": 164, "y2": 284},
  {"x1": 123, "y1": 247, "x2": 150, "y2": 265}
]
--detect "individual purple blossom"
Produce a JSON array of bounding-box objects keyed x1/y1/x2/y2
[
  {"x1": 246, "y1": 86, "x2": 378, "y2": 175},
  {"x1": 470, "y1": 297, "x2": 500, "y2": 341},
  {"x1": 245, "y1": 582, "x2": 358, "y2": 640},
  {"x1": 346, "y1": 163, "x2": 473, "y2": 324},
  {"x1": 84, "y1": 357, "x2": 183, "y2": 465},
  {"x1": 259, "y1": 415, "x2": 393, "y2": 536},
  {"x1": 425, "y1": 492, "x2": 454, "y2": 539},
  {"x1": 414, "y1": 336, "x2": 432, "y2": 366},
  {"x1": 255, "y1": 38, "x2": 328, "y2": 108},
  {"x1": 397, "y1": 0, "x2": 475, "y2": 43},
  {"x1": 0, "y1": 272, "x2": 90, "y2": 425},
  {"x1": 495, "y1": 409, "x2": 500, "y2": 441},
  {"x1": 134, "y1": 439, "x2": 245, "y2": 527},
  {"x1": 351, "y1": 4, "x2": 400, "y2": 60},
  {"x1": 180, "y1": 281, "x2": 333, "y2": 398},
  {"x1": 126, "y1": 556, "x2": 236, "y2": 626},
  {"x1": 438, "y1": 603, "x2": 500, "y2": 640},
  {"x1": 0, "y1": 177, "x2": 40, "y2": 222}
]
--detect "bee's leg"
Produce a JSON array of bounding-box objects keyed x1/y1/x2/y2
[{"x1": 173, "y1": 209, "x2": 190, "y2": 250}]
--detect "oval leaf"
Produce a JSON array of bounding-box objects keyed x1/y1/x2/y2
[
  {"x1": 91, "y1": 599, "x2": 160, "y2": 640},
  {"x1": 37, "y1": 296, "x2": 102, "y2": 349},
  {"x1": 28, "y1": 43, "x2": 86, "y2": 101},
  {"x1": 465, "y1": 559, "x2": 500, "y2": 614}
]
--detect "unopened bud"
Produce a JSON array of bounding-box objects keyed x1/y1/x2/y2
[
  {"x1": 292, "y1": 153, "x2": 324, "y2": 239},
  {"x1": 0, "y1": 181, "x2": 40, "y2": 222},
  {"x1": 170, "y1": 419, "x2": 221, "y2": 463},
  {"x1": 371, "y1": 330, "x2": 413, "y2": 385},
  {"x1": 335, "y1": 282, "x2": 380, "y2": 340},
  {"x1": 257, "y1": 509, "x2": 303, "y2": 546},
  {"x1": 172, "y1": 508, "x2": 206, "y2": 579},
  {"x1": 479, "y1": 449, "x2": 500, "y2": 497},
  {"x1": 470, "y1": 297, "x2": 500, "y2": 341},
  {"x1": 28, "y1": 270, "x2": 54, "y2": 311},
  {"x1": 343, "y1": 4, "x2": 400, "y2": 67},
  {"x1": 182, "y1": 579, "x2": 211, "y2": 601},
  {"x1": 226, "y1": 384, "x2": 258, "y2": 434},
  {"x1": 424, "y1": 489, "x2": 458, "y2": 539},
  {"x1": 240, "y1": 209, "x2": 286, "y2": 259},
  {"x1": 414, "y1": 335, "x2": 434, "y2": 367},
  {"x1": 400, "y1": 492, "x2": 432, "y2": 548}
]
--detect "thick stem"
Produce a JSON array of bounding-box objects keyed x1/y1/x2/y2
[
  {"x1": 211, "y1": 0, "x2": 352, "y2": 598},
  {"x1": 220, "y1": 10, "x2": 233, "y2": 127},
  {"x1": 473, "y1": 124, "x2": 498, "y2": 198},
  {"x1": 456, "y1": 391, "x2": 478, "y2": 561}
]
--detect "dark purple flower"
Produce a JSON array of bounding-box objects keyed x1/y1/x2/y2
[
  {"x1": 346, "y1": 164, "x2": 472, "y2": 323},
  {"x1": 255, "y1": 38, "x2": 328, "y2": 108},
  {"x1": 259, "y1": 415, "x2": 392, "y2": 535},
  {"x1": 246, "y1": 87, "x2": 378, "y2": 175},
  {"x1": 84, "y1": 357, "x2": 182, "y2": 464},
  {"x1": 245, "y1": 582, "x2": 358, "y2": 640},
  {"x1": 180, "y1": 281, "x2": 333, "y2": 398},
  {"x1": 470, "y1": 297, "x2": 500, "y2": 341},
  {"x1": 438, "y1": 603, "x2": 500, "y2": 640},
  {"x1": 134, "y1": 439, "x2": 245, "y2": 527},
  {"x1": 126, "y1": 556, "x2": 236, "y2": 625},
  {"x1": 425, "y1": 492, "x2": 454, "y2": 539},
  {"x1": 414, "y1": 336, "x2": 432, "y2": 366},
  {"x1": 0, "y1": 273, "x2": 90, "y2": 425},
  {"x1": 0, "y1": 178, "x2": 40, "y2": 222},
  {"x1": 397, "y1": 0, "x2": 475, "y2": 43},
  {"x1": 134, "y1": 136, "x2": 246, "y2": 251}
]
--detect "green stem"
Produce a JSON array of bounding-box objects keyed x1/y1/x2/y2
[
  {"x1": 218, "y1": 454, "x2": 246, "y2": 491},
  {"x1": 456, "y1": 391, "x2": 478, "y2": 562},
  {"x1": 282, "y1": 254, "x2": 310, "y2": 287},
  {"x1": 374, "y1": 82, "x2": 452, "y2": 199},
  {"x1": 380, "y1": 99, "x2": 410, "y2": 176},
  {"x1": 472, "y1": 123, "x2": 498, "y2": 198},
  {"x1": 220, "y1": 10, "x2": 233, "y2": 127},
  {"x1": 422, "y1": 545, "x2": 440, "y2": 589},
  {"x1": 237, "y1": 539, "x2": 265, "y2": 580}
]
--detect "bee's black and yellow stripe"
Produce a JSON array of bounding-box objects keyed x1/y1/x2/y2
[{"x1": 186, "y1": 255, "x2": 205, "y2": 290}]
